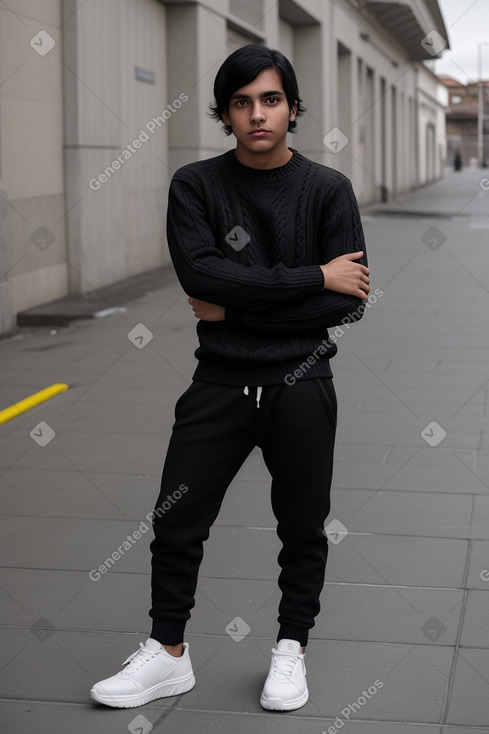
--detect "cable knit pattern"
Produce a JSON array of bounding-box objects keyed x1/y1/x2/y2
[{"x1": 166, "y1": 148, "x2": 368, "y2": 386}]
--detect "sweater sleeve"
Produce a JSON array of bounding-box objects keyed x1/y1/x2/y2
[
  {"x1": 224, "y1": 291, "x2": 367, "y2": 333},
  {"x1": 224, "y1": 178, "x2": 369, "y2": 332},
  {"x1": 166, "y1": 174, "x2": 325, "y2": 312}
]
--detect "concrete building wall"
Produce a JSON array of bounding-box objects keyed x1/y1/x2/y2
[
  {"x1": 63, "y1": 0, "x2": 169, "y2": 294},
  {"x1": 0, "y1": 0, "x2": 449, "y2": 335},
  {"x1": 121, "y1": 0, "x2": 169, "y2": 278},
  {"x1": 417, "y1": 65, "x2": 447, "y2": 184},
  {"x1": 62, "y1": 0, "x2": 125, "y2": 295},
  {"x1": 0, "y1": 0, "x2": 68, "y2": 334},
  {"x1": 441, "y1": 77, "x2": 489, "y2": 166}
]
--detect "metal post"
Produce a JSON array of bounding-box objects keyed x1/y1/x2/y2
[
  {"x1": 478, "y1": 42, "x2": 488, "y2": 168},
  {"x1": 478, "y1": 42, "x2": 483, "y2": 167}
]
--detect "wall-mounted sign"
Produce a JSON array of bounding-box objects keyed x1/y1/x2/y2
[{"x1": 135, "y1": 67, "x2": 156, "y2": 84}]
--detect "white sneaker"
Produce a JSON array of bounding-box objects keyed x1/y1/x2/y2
[
  {"x1": 260, "y1": 639, "x2": 308, "y2": 711},
  {"x1": 90, "y1": 638, "x2": 195, "y2": 708}
]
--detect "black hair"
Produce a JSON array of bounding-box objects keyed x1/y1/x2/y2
[{"x1": 209, "y1": 45, "x2": 305, "y2": 135}]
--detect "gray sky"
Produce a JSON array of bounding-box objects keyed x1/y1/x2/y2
[{"x1": 434, "y1": 0, "x2": 489, "y2": 83}]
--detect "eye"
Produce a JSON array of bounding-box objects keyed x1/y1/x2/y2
[
  {"x1": 266, "y1": 97, "x2": 279, "y2": 104},
  {"x1": 235, "y1": 99, "x2": 248, "y2": 107}
]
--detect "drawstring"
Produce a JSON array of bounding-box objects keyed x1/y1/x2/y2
[
  {"x1": 256, "y1": 386, "x2": 262, "y2": 408},
  {"x1": 243, "y1": 385, "x2": 262, "y2": 408}
]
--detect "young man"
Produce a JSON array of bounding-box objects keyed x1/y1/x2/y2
[{"x1": 91, "y1": 45, "x2": 369, "y2": 712}]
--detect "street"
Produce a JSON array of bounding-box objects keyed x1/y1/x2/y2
[{"x1": 1, "y1": 167, "x2": 489, "y2": 733}]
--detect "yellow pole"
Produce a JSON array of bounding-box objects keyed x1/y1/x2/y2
[{"x1": 0, "y1": 383, "x2": 69, "y2": 425}]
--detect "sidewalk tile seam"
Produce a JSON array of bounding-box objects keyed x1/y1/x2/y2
[
  {"x1": 0, "y1": 570, "x2": 474, "y2": 592},
  {"x1": 439, "y1": 539, "x2": 474, "y2": 724},
  {"x1": 0, "y1": 626, "x2": 470, "y2": 650},
  {"x1": 0, "y1": 699, "x2": 453, "y2": 729},
  {"x1": 0, "y1": 565, "x2": 473, "y2": 586}
]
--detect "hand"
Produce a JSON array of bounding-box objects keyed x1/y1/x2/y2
[
  {"x1": 320, "y1": 251, "x2": 370, "y2": 300},
  {"x1": 188, "y1": 298, "x2": 225, "y2": 321}
]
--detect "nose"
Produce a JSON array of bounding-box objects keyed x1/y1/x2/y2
[{"x1": 250, "y1": 102, "x2": 265, "y2": 123}]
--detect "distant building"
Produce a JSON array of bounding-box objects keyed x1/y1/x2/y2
[
  {"x1": 0, "y1": 0, "x2": 449, "y2": 335},
  {"x1": 440, "y1": 75, "x2": 489, "y2": 166}
]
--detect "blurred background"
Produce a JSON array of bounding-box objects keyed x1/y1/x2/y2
[
  {"x1": 0, "y1": 0, "x2": 487, "y2": 335},
  {"x1": 1, "y1": 4, "x2": 489, "y2": 731}
]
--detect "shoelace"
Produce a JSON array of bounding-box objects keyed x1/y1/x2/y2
[
  {"x1": 270, "y1": 649, "x2": 301, "y2": 681},
  {"x1": 120, "y1": 642, "x2": 159, "y2": 676}
]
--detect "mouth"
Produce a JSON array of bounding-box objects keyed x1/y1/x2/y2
[{"x1": 249, "y1": 129, "x2": 270, "y2": 137}]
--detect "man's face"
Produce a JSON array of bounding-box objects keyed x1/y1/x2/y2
[{"x1": 222, "y1": 68, "x2": 297, "y2": 155}]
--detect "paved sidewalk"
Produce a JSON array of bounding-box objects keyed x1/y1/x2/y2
[{"x1": 1, "y1": 168, "x2": 489, "y2": 734}]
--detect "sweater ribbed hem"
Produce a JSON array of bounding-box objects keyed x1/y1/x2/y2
[
  {"x1": 150, "y1": 618, "x2": 186, "y2": 645},
  {"x1": 192, "y1": 353, "x2": 334, "y2": 387},
  {"x1": 277, "y1": 625, "x2": 310, "y2": 647}
]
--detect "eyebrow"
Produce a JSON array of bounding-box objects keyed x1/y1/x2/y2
[{"x1": 230, "y1": 90, "x2": 284, "y2": 100}]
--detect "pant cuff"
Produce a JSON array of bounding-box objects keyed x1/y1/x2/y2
[
  {"x1": 277, "y1": 625, "x2": 309, "y2": 647},
  {"x1": 150, "y1": 618, "x2": 187, "y2": 645}
]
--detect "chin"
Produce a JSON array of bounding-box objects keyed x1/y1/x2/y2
[{"x1": 242, "y1": 138, "x2": 276, "y2": 150}]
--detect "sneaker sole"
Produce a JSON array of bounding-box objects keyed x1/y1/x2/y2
[
  {"x1": 260, "y1": 689, "x2": 309, "y2": 711},
  {"x1": 90, "y1": 670, "x2": 195, "y2": 708}
]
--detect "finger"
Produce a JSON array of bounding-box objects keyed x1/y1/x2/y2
[
  {"x1": 345, "y1": 250, "x2": 364, "y2": 260},
  {"x1": 353, "y1": 264, "x2": 369, "y2": 275},
  {"x1": 356, "y1": 281, "x2": 370, "y2": 294},
  {"x1": 350, "y1": 288, "x2": 368, "y2": 300},
  {"x1": 353, "y1": 271, "x2": 370, "y2": 281}
]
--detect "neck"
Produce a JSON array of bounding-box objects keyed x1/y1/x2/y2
[{"x1": 234, "y1": 141, "x2": 293, "y2": 170}]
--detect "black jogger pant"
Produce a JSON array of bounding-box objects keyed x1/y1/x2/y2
[{"x1": 149, "y1": 376, "x2": 337, "y2": 648}]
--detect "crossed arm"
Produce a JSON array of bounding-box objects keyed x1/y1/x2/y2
[
  {"x1": 167, "y1": 173, "x2": 370, "y2": 330},
  {"x1": 189, "y1": 251, "x2": 370, "y2": 322}
]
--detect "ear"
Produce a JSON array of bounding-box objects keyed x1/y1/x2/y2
[
  {"x1": 222, "y1": 110, "x2": 231, "y2": 126},
  {"x1": 289, "y1": 100, "x2": 298, "y2": 122}
]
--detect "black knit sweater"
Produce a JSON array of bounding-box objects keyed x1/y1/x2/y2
[{"x1": 166, "y1": 147, "x2": 367, "y2": 386}]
